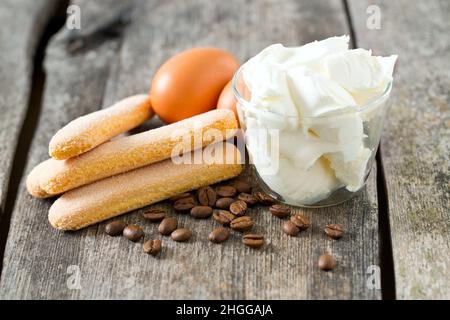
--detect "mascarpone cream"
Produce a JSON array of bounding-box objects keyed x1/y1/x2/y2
[{"x1": 240, "y1": 36, "x2": 397, "y2": 205}]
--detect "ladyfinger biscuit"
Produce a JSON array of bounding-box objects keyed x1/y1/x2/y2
[
  {"x1": 40, "y1": 109, "x2": 237, "y2": 195},
  {"x1": 49, "y1": 94, "x2": 153, "y2": 160},
  {"x1": 26, "y1": 160, "x2": 53, "y2": 198},
  {"x1": 49, "y1": 143, "x2": 243, "y2": 230}
]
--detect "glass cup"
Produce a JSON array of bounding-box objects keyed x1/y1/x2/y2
[{"x1": 232, "y1": 64, "x2": 392, "y2": 207}]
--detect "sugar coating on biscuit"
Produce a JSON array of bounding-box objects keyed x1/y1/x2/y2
[
  {"x1": 26, "y1": 160, "x2": 53, "y2": 198},
  {"x1": 41, "y1": 109, "x2": 238, "y2": 195},
  {"x1": 49, "y1": 143, "x2": 243, "y2": 230},
  {"x1": 49, "y1": 94, "x2": 153, "y2": 160}
]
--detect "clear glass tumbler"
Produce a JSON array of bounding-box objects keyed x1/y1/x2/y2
[{"x1": 232, "y1": 64, "x2": 393, "y2": 207}]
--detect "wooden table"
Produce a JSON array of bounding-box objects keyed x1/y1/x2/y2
[{"x1": 0, "y1": 0, "x2": 448, "y2": 300}]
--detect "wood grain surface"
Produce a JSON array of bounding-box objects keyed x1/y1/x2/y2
[
  {"x1": 348, "y1": 0, "x2": 450, "y2": 299},
  {"x1": 0, "y1": 0, "x2": 382, "y2": 299},
  {"x1": 0, "y1": 0, "x2": 56, "y2": 219}
]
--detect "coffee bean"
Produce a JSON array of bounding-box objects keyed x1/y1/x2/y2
[
  {"x1": 216, "y1": 185, "x2": 237, "y2": 197},
  {"x1": 123, "y1": 225, "x2": 144, "y2": 242},
  {"x1": 253, "y1": 191, "x2": 274, "y2": 205},
  {"x1": 231, "y1": 180, "x2": 252, "y2": 193},
  {"x1": 324, "y1": 223, "x2": 344, "y2": 239},
  {"x1": 213, "y1": 210, "x2": 236, "y2": 226},
  {"x1": 105, "y1": 220, "x2": 127, "y2": 236},
  {"x1": 169, "y1": 192, "x2": 191, "y2": 202},
  {"x1": 237, "y1": 193, "x2": 258, "y2": 206},
  {"x1": 173, "y1": 196, "x2": 195, "y2": 211},
  {"x1": 197, "y1": 186, "x2": 216, "y2": 206},
  {"x1": 230, "y1": 200, "x2": 247, "y2": 216},
  {"x1": 190, "y1": 205, "x2": 213, "y2": 219},
  {"x1": 171, "y1": 228, "x2": 192, "y2": 242},
  {"x1": 269, "y1": 204, "x2": 291, "y2": 218},
  {"x1": 290, "y1": 213, "x2": 310, "y2": 231},
  {"x1": 208, "y1": 227, "x2": 230, "y2": 243},
  {"x1": 158, "y1": 217, "x2": 178, "y2": 235},
  {"x1": 242, "y1": 234, "x2": 264, "y2": 248},
  {"x1": 282, "y1": 220, "x2": 300, "y2": 236},
  {"x1": 215, "y1": 197, "x2": 234, "y2": 210},
  {"x1": 143, "y1": 239, "x2": 161, "y2": 256},
  {"x1": 143, "y1": 208, "x2": 166, "y2": 222},
  {"x1": 230, "y1": 216, "x2": 254, "y2": 232},
  {"x1": 318, "y1": 254, "x2": 337, "y2": 271}
]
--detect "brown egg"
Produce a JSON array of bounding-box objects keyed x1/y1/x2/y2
[
  {"x1": 217, "y1": 80, "x2": 238, "y2": 120},
  {"x1": 150, "y1": 48, "x2": 239, "y2": 123}
]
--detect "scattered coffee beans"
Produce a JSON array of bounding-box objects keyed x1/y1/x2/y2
[
  {"x1": 143, "y1": 208, "x2": 166, "y2": 222},
  {"x1": 105, "y1": 220, "x2": 127, "y2": 236},
  {"x1": 253, "y1": 191, "x2": 274, "y2": 205},
  {"x1": 237, "y1": 193, "x2": 258, "y2": 206},
  {"x1": 230, "y1": 200, "x2": 247, "y2": 216},
  {"x1": 197, "y1": 186, "x2": 216, "y2": 206},
  {"x1": 171, "y1": 228, "x2": 192, "y2": 242},
  {"x1": 269, "y1": 204, "x2": 291, "y2": 218},
  {"x1": 190, "y1": 205, "x2": 213, "y2": 219},
  {"x1": 318, "y1": 254, "x2": 337, "y2": 271},
  {"x1": 213, "y1": 210, "x2": 236, "y2": 226},
  {"x1": 143, "y1": 239, "x2": 162, "y2": 256},
  {"x1": 123, "y1": 225, "x2": 144, "y2": 242},
  {"x1": 230, "y1": 216, "x2": 254, "y2": 232},
  {"x1": 158, "y1": 217, "x2": 178, "y2": 235},
  {"x1": 242, "y1": 234, "x2": 264, "y2": 248},
  {"x1": 169, "y1": 192, "x2": 191, "y2": 202},
  {"x1": 216, "y1": 185, "x2": 237, "y2": 197},
  {"x1": 231, "y1": 180, "x2": 252, "y2": 193},
  {"x1": 208, "y1": 227, "x2": 230, "y2": 243},
  {"x1": 290, "y1": 213, "x2": 310, "y2": 231},
  {"x1": 282, "y1": 220, "x2": 300, "y2": 236},
  {"x1": 173, "y1": 196, "x2": 195, "y2": 212},
  {"x1": 324, "y1": 224, "x2": 344, "y2": 239},
  {"x1": 215, "y1": 197, "x2": 235, "y2": 210}
]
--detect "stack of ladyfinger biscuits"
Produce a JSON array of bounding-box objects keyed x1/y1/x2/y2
[{"x1": 27, "y1": 94, "x2": 243, "y2": 230}]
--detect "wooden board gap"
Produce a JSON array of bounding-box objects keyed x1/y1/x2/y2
[
  {"x1": 0, "y1": 0, "x2": 69, "y2": 275},
  {"x1": 342, "y1": 0, "x2": 357, "y2": 48},
  {"x1": 376, "y1": 148, "x2": 396, "y2": 300}
]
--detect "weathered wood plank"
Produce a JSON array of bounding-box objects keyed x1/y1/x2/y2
[
  {"x1": 348, "y1": 0, "x2": 450, "y2": 299},
  {"x1": 0, "y1": 0, "x2": 57, "y2": 218},
  {"x1": 0, "y1": 0, "x2": 381, "y2": 299},
  {"x1": 0, "y1": 0, "x2": 132, "y2": 298}
]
